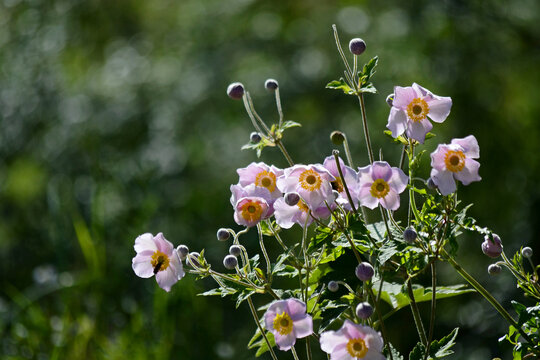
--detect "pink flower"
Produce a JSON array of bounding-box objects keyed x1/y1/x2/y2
[
  {"x1": 132, "y1": 233, "x2": 185, "y2": 292},
  {"x1": 322, "y1": 155, "x2": 359, "y2": 211},
  {"x1": 233, "y1": 196, "x2": 270, "y2": 227},
  {"x1": 387, "y1": 83, "x2": 452, "y2": 143},
  {"x1": 320, "y1": 320, "x2": 385, "y2": 360},
  {"x1": 430, "y1": 135, "x2": 481, "y2": 195},
  {"x1": 237, "y1": 162, "x2": 284, "y2": 201},
  {"x1": 277, "y1": 164, "x2": 335, "y2": 210},
  {"x1": 357, "y1": 161, "x2": 408, "y2": 211},
  {"x1": 231, "y1": 183, "x2": 274, "y2": 218},
  {"x1": 273, "y1": 197, "x2": 332, "y2": 229},
  {"x1": 264, "y1": 298, "x2": 313, "y2": 351}
]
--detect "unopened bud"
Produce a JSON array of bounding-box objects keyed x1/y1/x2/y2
[
  {"x1": 176, "y1": 245, "x2": 189, "y2": 260},
  {"x1": 355, "y1": 262, "x2": 374, "y2": 282},
  {"x1": 356, "y1": 302, "x2": 374, "y2": 319},
  {"x1": 223, "y1": 255, "x2": 238, "y2": 270},
  {"x1": 522, "y1": 247, "x2": 533, "y2": 259},
  {"x1": 284, "y1": 192, "x2": 300, "y2": 206},
  {"x1": 227, "y1": 82, "x2": 244, "y2": 100},
  {"x1": 482, "y1": 234, "x2": 503, "y2": 258},
  {"x1": 187, "y1": 252, "x2": 200, "y2": 267},
  {"x1": 217, "y1": 228, "x2": 231, "y2": 241},
  {"x1": 488, "y1": 264, "x2": 502, "y2": 275},
  {"x1": 250, "y1": 132, "x2": 262, "y2": 144},
  {"x1": 264, "y1": 78, "x2": 279, "y2": 91},
  {"x1": 386, "y1": 94, "x2": 394, "y2": 107},
  {"x1": 330, "y1": 131, "x2": 345, "y2": 145},
  {"x1": 327, "y1": 281, "x2": 339, "y2": 292},
  {"x1": 229, "y1": 245, "x2": 242, "y2": 257},
  {"x1": 348, "y1": 38, "x2": 366, "y2": 55},
  {"x1": 403, "y1": 228, "x2": 417, "y2": 243}
]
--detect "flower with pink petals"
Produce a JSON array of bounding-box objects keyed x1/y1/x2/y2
[
  {"x1": 264, "y1": 298, "x2": 313, "y2": 351},
  {"x1": 237, "y1": 162, "x2": 284, "y2": 201},
  {"x1": 132, "y1": 233, "x2": 185, "y2": 292},
  {"x1": 430, "y1": 135, "x2": 481, "y2": 195},
  {"x1": 322, "y1": 155, "x2": 359, "y2": 211},
  {"x1": 277, "y1": 164, "x2": 335, "y2": 210},
  {"x1": 387, "y1": 83, "x2": 452, "y2": 143},
  {"x1": 273, "y1": 197, "x2": 332, "y2": 229},
  {"x1": 358, "y1": 161, "x2": 408, "y2": 211},
  {"x1": 320, "y1": 320, "x2": 385, "y2": 360}
]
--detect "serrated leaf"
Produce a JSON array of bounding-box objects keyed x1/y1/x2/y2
[
  {"x1": 326, "y1": 78, "x2": 356, "y2": 95},
  {"x1": 430, "y1": 327, "x2": 459, "y2": 358},
  {"x1": 409, "y1": 342, "x2": 426, "y2": 360}
]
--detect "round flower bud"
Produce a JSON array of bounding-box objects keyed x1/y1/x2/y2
[
  {"x1": 355, "y1": 302, "x2": 374, "y2": 319},
  {"x1": 250, "y1": 132, "x2": 262, "y2": 144},
  {"x1": 355, "y1": 262, "x2": 374, "y2": 282},
  {"x1": 348, "y1": 38, "x2": 366, "y2": 55},
  {"x1": 227, "y1": 82, "x2": 244, "y2": 100},
  {"x1": 176, "y1": 245, "x2": 189, "y2": 260},
  {"x1": 522, "y1": 247, "x2": 533, "y2": 259},
  {"x1": 488, "y1": 264, "x2": 502, "y2": 275},
  {"x1": 481, "y1": 234, "x2": 503, "y2": 258},
  {"x1": 386, "y1": 94, "x2": 394, "y2": 107},
  {"x1": 264, "y1": 78, "x2": 279, "y2": 91},
  {"x1": 327, "y1": 281, "x2": 339, "y2": 292},
  {"x1": 330, "y1": 130, "x2": 345, "y2": 145},
  {"x1": 217, "y1": 228, "x2": 231, "y2": 242},
  {"x1": 223, "y1": 254, "x2": 238, "y2": 269},
  {"x1": 187, "y1": 252, "x2": 200, "y2": 267},
  {"x1": 403, "y1": 228, "x2": 417, "y2": 243},
  {"x1": 426, "y1": 177, "x2": 438, "y2": 190},
  {"x1": 284, "y1": 192, "x2": 300, "y2": 206},
  {"x1": 229, "y1": 245, "x2": 242, "y2": 257}
]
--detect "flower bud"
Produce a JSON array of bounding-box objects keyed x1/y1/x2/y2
[
  {"x1": 284, "y1": 192, "x2": 300, "y2": 206},
  {"x1": 481, "y1": 234, "x2": 503, "y2": 258},
  {"x1": 355, "y1": 262, "x2": 374, "y2": 282},
  {"x1": 187, "y1": 252, "x2": 200, "y2": 267},
  {"x1": 488, "y1": 264, "x2": 502, "y2": 275},
  {"x1": 403, "y1": 228, "x2": 417, "y2": 243},
  {"x1": 250, "y1": 132, "x2": 262, "y2": 144},
  {"x1": 327, "y1": 281, "x2": 339, "y2": 292},
  {"x1": 227, "y1": 82, "x2": 244, "y2": 99},
  {"x1": 426, "y1": 177, "x2": 438, "y2": 190},
  {"x1": 386, "y1": 94, "x2": 394, "y2": 107},
  {"x1": 330, "y1": 131, "x2": 345, "y2": 145},
  {"x1": 176, "y1": 245, "x2": 189, "y2": 260},
  {"x1": 223, "y1": 254, "x2": 238, "y2": 270},
  {"x1": 348, "y1": 38, "x2": 366, "y2": 55},
  {"x1": 217, "y1": 228, "x2": 231, "y2": 241},
  {"x1": 522, "y1": 247, "x2": 533, "y2": 259},
  {"x1": 229, "y1": 245, "x2": 242, "y2": 257},
  {"x1": 355, "y1": 302, "x2": 374, "y2": 319},
  {"x1": 264, "y1": 78, "x2": 279, "y2": 91}
]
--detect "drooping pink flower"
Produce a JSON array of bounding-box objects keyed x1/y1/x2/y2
[
  {"x1": 357, "y1": 161, "x2": 408, "y2": 211},
  {"x1": 276, "y1": 164, "x2": 335, "y2": 210},
  {"x1": 322, "y1": 155, "x2": 359, "y2": 211},
  {"x1": 132, "y1": 233, "x2": 185, "y2": 292},
  {"x1": 237, "y1": 162, "x2": 284, "y2": 201},
  {"x1": 430, "y1": 135, "x2": 481, "y2": 195},
  {"x1": 273, "y1": 197, "x2": 332, "y2": 229},
  {"x1": 233, "y1": 196, "x2": 270, "y2": 227},
  {"x1": 320, "y1": 320, "x2": 385, "y2": 360},
  {"x1": 387, "y1": 83, "x2": 452, "y2": 143},
  {"x1": 264, "y1": 298, "x2": 313, "y2": 351}
]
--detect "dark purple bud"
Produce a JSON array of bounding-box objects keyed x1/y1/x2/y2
[
  {"x1": 229, "y1": 245, "x2": 242, "y2": 257},
  {"x1": 223, "y1": 255, "x2": 238, "y2": 270},
  {"x1": 264, "y1": 78, "x2": 279, "y2": 90},
  {"x1": 522, "y1": 247, "x2": 533, "y2": 259},
  {"x1": 481, "y1": 234, "x2": 503, "y2": 258},
  {"x1": 187, "y1": 252, "x2": 200, "y2": 267},
  {"x1": 250, "y1": 132, "x2": 262, "y2": 144},
  {"x1": 330, "y1": 130, "x2": 345, "y2": 145},
  {"x1": 227, "y1": 82, "x2": 244, "y2": 99},
  {"x1": 356, "y1": 302, "x2": 374, "y2": 319},
  {"x1": 403, "y1": 228, "x2": 417, "y2": 243},
  {"x1": 488, "y1": 264, "x2": 502, "y2": 275},
  {"x1": 427, "y1": 177, "x2": 438, "y2": 190},
  {"x1": 355, "y1": 262, "x2": 374, "y2": 281},
  {"x1": 327, "y1": 281, "x2": 339, "y2": 292},
  {"x1": 217, "y1": 228, "x2": 230, "y2": 241},
  {"x1": 176, "y1": 245, "x2": 189, "y2": 260},
  {"x1": 348, "y1": 38, "x2": 366, "y2": 55},
  {"x1": 386, "y1": 94, "x2": 394, "y2": 107},
  {"x1": 284, "y1": 192, "x2": 300, "y2": 206}
]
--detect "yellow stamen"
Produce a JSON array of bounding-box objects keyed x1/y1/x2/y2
[
  {"x1": 444, "y1": 150, "x2": 465, "y2": 173},
  {"x1": 331, "y1": 178, "x2": 344, "y2": 193},
  {"x1": 241, "y1": 200, "x2": 264, "y2": 222},
  {"x1": 273, "y1": 312, "x2": 293, "y2": 335},
  {"x1": 255, "y1": 171, "x2": 277, "y2": 193},
  {"x1": 346, "y1": 338, "x2": 368, "y2": 358},
  {"x1": 299, "y1": 169, "x2": 322, "y2": 192},
  {"x1": 151, "y1": 250, "x2": 170, "y2": 273},
  {"x1": 406, "y1": 98, "x2": 429, "y2": 122},
  {"x1": 370, "y1": 179, "x2": 390, "y2": 199},
  {"x1": 297, "y1": 200, "x2": 309, "y2": 213}
]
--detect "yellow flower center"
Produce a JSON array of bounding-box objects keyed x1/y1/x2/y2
[
  {"x1": 299, "y1": 169, "x2": 322, "y2": 192},
  {"x1": 346, "y1": 338, "x2": 368, "y2": 358},
  {"x1": 255, "y1": 171, "x2": 277, "y2": 193},
  {"x1": 151, "y1": 250, "x2": 170, "y2": 274},
  {"x1": 241, "y1": 200, "x2": 264, "y2": 222},
  {"x1": 444, "y1": 150, "x2": 466, "y2": 173},
  {"x1": 297, "y1": 200, "x2": 309, "y2": 213},
  {"x1": 370, "y1": 179, "x2": 390, "y2": 199},
  {"x1": 273, "y1": 312, "x2": 293, "y2": 335},
  {"x1": 331, "y1": 178, "x2": 344, "y2": 193},
  {"x1": 406, "y1": 98, "x2": 429, "y2": 122}
]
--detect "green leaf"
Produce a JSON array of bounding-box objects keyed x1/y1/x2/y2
[
  {"x1": 429, "y1": 327, "x2": 459, "y2": 358},
  {"x1": 280, "y1": 120, "x2": 301, "y2": 130},
  {"x1": 326, "y1": 78, "x2": 356, "y2": 95},
  {"x1": 358, "y1": 56, "x2": 379, "y2": 94},
  {"x1": 199, "y1": 287, "x2": 237, "y2": 297},
  {"x1": 367, "y1": 221, "x2": 387, "y2": 243},
  {"x1": 384, "y1": 130, "x2": 409, "y2": 145},
  {"x1": 409, "y1": 342, "x2": 426, "y2": 360}
]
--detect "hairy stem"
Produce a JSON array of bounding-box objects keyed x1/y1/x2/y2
[
  {"x1": 247, "y1": 297, "x2": 279, "y2": 360},
  {"x1": 407, "y1": 278, "x2": 428, "y2": 346}
]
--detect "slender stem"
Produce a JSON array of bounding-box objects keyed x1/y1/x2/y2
[
  {"x1": 367, "y1": 287, "x2": 394, "y2": 360},
  {"x1": 306, "y1": 337, "x2": 313, "y2": 360},
  {"x1": 406, "y1": 278, "x2": 428, "y2": 346},
  {"x1": 242, "y1": 94, "x2": 265, "y2": 135},
  {"x1": 353, "y1": 55, "x2": 358, "y2": 83},
  {"x1": 275, "y1": 139, "x2": 294, "y2": 166},
  {"x1": 275, "y1": 88, "x2": 284, "y2": 128},
  {"x1": 399, "y1": 144, "x2": 407, "y2": 170},
  {"x1": 267, "y1": 220, "x2": 288, "y2": 251},
  {"x1": 333, "y1": 150, "x2": 358, "y2": 215},
  {"x1": 290, "y1": 346, "x2": 301, "y2": 360},
  {"x1": 425, "y1": 262, "x2": 437, "y2": 359},
  {"x1": 342, "y1": 134, "x2": 354, "y2": 168},
  {"x1": 379, "y1": 207, "x2": 393, "y2": 241},
  {"x1": 357, "y1": 94, "x2": 375, "y2": 164},
  {"x1": 246, "y1": 92, "x2": 271, "y2": 134},
  {"x1": 407, "y1": 141, "x2": 422, "y2": 224},
  {"x1": 332, "y1": 25, "x2": 354, "y2": 80},
  {"x1": 257, "y1": 224, "x2": 272, "y2": 282},
  {"x1": 325, "y1": 202, "x2": 364, "y2": 262},
  {"x1": 247, "y1": 297, "x2": 279, "y2": 360},
  {"x1": 208, "y1": 270, "x2": 263, "y2": 291},
  {"x1": 442, "y1": 249, "x2": 532, "y2": 342},
  {"x1": 302, "y1": 212, "x2": 311, "y2": 303}
]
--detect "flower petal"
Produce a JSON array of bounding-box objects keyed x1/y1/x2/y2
[
  {"x1": 134, "y1": 233, "x2": 157, "y2": 253},
  {"x1": 406, "y1": 118, "x2": 433, "y2": 144},
  {"x1": 427, "y1": 95, "x2": 452, "y2": 123},
  {"x1": 274, "y1": 332, "x2": 297, "y2": 351},
  {"x1": 454, "y1": 158, "x2": 481, "y2": 185},
  {"x1": 386, "y1": 107, "x2": 408, "y2": 138},
  {"x1": 371, "y1": 161, "x2": 392, "y2": 182},
  {"x1": 430, "y1": 144, "x2": 451, "y2": 171},
  {"x1": 389, "y1": 168, "x2": 408, "y2": 194},
  {"x1": 358, "y1": 184, "x2": 379, "y2": 209},
  {"x1": 132, "y1": 253, "x2": 154, "y2": 278},
  {"x1": 430, "y1": 168, "x2": 456, "y2": 196},
  {"x1": 293, "y1": 316, "x2": 313, "y2": 339},
  {"x1": 330, "y1": 343, "x2": 354, "y2": 360},
  {"x1": 320, "y1": 330, "x2": 346, "y2": 353},
  {"x1": 286, "y1": 298, "x2": 307, "y2": 320},
  {"x1": 451, "y1": 135, "x2": 480, "y2": 158},
  {"x1": 154, "y1": 233, "x2": 174, "y2": 255},
  {"x1": 393, "y1": 86, "x2": 416, "y2": 109},
  {"x1": 155, "y1": 266, "x2": 179, "y2": 292},
  {"x1": 380, "y1": 190, "x2": 400, "y2": 211}
]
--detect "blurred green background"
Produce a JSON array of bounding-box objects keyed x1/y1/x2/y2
[{"x1": 1, "y1": 0, "x2": 539, "y2": 359}]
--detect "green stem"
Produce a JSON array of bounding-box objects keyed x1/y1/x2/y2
[
  {"x1": 291, "y1": 346, "x2": 301, "y2": 360},
  {"x1": 267, "y1": 220, "x2": 288, "y2": 251},
  {"x1": 275, "y1": 88, "x2": 284, "y2": 128},
  {"x1": 424, "y1": 261, "x2": 437, "y2": 359},
  {"x1": 325, "y1": 201, "x2": 364, "y2": 262},
  {"x1": 246, "y1": 91, "x2": 271, "y2": 134},
  {"x1": 333, "y1": 150, "x2": 358, "y2": 216},
  {"x1": 367, "y1": 287, "x2": 394, "y2": 360},
  {"x1": 275, "y1": 139, "x2": 294, "y2": 166},
  {"x1": 331, "y1": 25, "x2": 354, "y2": 81},
  {"x1": 357, "y1": 94, "x2": 375, "y2": 164},
  {"x1": 342, "y1": 134, "x2": 354, "y2": 168},
  {"x1": 247, "y1": 297, "x2": 279, "y2": 360},
  {"x1": 406, "y1": 278, "x2": 428, "y2": 346},
  {"x1": 257, "y1": 224, "x2": 272, "y2": 282},
  {"x1": 242, "y1": 93, "x2": 265, "y2": 135}
]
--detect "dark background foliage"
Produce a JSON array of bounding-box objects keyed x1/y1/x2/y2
[{"x1": 1, "y1": 0, "x2": 539, "y2": 359}]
